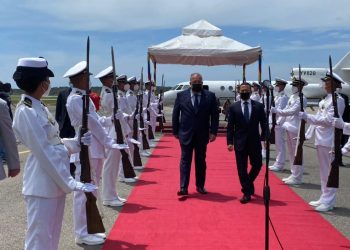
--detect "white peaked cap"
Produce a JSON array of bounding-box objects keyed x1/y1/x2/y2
[
  {"x1": 116, "y1": 74, "x2": 127, "y2": 81},
  {"x1": 63, "y1": 61, "x2": 87, "y2": 78},
  {"x1": 127, "y1": 76, "x2": 136, "y2": 82},
  {"x1": 94, "y1": 66, "x2": 113, "y2": 79},
  {"x1": 274, "y1": 78, "x2": 288, "y2": 85},
  {"x1": 17, "y1": 57, "x2": 48, "y2": 67}
]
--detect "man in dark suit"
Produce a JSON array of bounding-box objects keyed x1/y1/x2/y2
[
  {"x1": 55, "y1": 87, "x2": 75, "y2": 138},
  {"x1": 227, "y1": 82, "x2": 267, "y2": 204},
  {"x1": 172, "y1": 73, "x2": 219, "y2": 196},
  {"x1": 338, "y1": 85, "x2": 350, "y2": 166}
]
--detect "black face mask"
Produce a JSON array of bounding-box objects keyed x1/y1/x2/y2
[
  {"x1": 191, "y1": 84, "x2": 202, "y2": 92},
  {"x1": 240, "y1": 92, "x2": 251, "y2": 101}
]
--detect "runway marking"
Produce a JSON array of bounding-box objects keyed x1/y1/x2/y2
[{"x1": 19, "y1": 150, "x2": 30, "y2": 155}]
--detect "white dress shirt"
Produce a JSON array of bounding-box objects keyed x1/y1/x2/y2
[{"x1": 190, "y1": 91, "x2": 202, "y2": 106}]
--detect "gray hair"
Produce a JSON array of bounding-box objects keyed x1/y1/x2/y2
[{"x1": 190, "y1": 73, "x2": 203, "y2": 81}]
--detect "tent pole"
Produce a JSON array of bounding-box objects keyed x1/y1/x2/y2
[
  {"x1": 153, "y1": 61, "x2": 157, "y2": 86},
  {"x1": 243, "y1": 63, "x2": 246, "y2": 82},
  {"x1": 258, "y1": 54, "x2": 262, "y2": 84},
  {"x1": 147, "y1": 52, "x2": 152, "y2": 81}
]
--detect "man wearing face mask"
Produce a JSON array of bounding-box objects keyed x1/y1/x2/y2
[
  {"x1": 227, "y1": 82, "x2": 267, "y2": 204},
  {"x1": 271, "y1": 77, "x2": 308, "y2": 185},
  {"x1": 269, "y1": 79, "x2": 289, "y2": 172},
  {"x1": 173, "y1": 73, "x2": 219, "y2": 196},
  {"x1": 300, "y1": 73, "x2": 345, "y2": 212},
  {"x1": 64, "y1": 61, "x2": 126, "y2": 245}
]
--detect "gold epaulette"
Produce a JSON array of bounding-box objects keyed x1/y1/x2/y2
[{"x1": 23, "y1": 97, "x2": 32, "y2": 108}]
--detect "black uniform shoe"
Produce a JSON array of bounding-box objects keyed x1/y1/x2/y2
[
  {"x1": 177, "y1": 188, "x2": 188, "y2": 196},
  {"x1": 240, "y1": 195, "x2": 251, "y2": 204},
  {"x1": 196, "y1": 187, "x2": 208, "y2": 194}
]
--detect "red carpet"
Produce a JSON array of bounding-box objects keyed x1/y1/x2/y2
[{"x1": 103, "y1": 135, "x2": 350, "y2": 249}]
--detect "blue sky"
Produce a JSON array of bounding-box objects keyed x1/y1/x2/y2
[{"x1": 1, "y1": 0, "x2": 350, "y2": 88}]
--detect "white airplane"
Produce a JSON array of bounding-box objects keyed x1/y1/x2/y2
[{"x1": 163, "y1": 51, "x2": 350, "y2": 107}]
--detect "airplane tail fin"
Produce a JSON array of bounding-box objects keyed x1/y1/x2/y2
[{"x1": 333, "y1": 51, "x2": 350, "y2": 84}]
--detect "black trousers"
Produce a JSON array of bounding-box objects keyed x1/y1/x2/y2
[
  {"x1": 179, "y1": 135, "x2": 207, "y2": 189},
  {"x1": 234, "y1": 145, "x2": 262, "y2": 195}
]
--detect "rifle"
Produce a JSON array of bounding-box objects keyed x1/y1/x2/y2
[
  {"x1": 269, "y1": 67, "x2": 276, "y2": 144},
  {"x1": 146, "y1": 83, "x2": 155, "y2": 140},
  {"x1": 293, "y1": 64, "x2": 306, "y2": 166},
  {"x1": 131, "y1": 84, "x2": 143, "y2": 167},
  {"x1": 111, "y1": 46, "x2": 136, "y2": 178},
  {"x1": 157, "y1": 74, "x2": 165, "y2": 131},
  {"x1": 327, "y1": 56, "x2": 341, "y2": 188},
  {"x1": 139, "y1": 68, "x2": 150, "y2": 150},
  {"x1": 79, "y1": 37, "x2": 105, "y2": 234}
]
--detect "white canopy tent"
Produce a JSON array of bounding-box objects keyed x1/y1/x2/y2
[{"x1": 148, "y1": 20, "x2": 262, "y2": 67}]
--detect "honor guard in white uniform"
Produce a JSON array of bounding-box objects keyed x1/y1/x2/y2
[
  {"x1": 95, "y1": 66, "x2": 127, "y2": 206},
  {"x1": 269, "y1": 78, "x2": 289, "y2": 171},
  {"x1": 126, "y1": 76, "x2": 144, "y2": 169},
  {"x1": 12, "y1": 58, "x2": 97, "y2": 250},
  {"x1": 301, "y1": 73, "x2": 345, "y2": 212},
  {"x1": 250, "y1": 82, "x2": 261, "y2": 102},
  {"x1": 64, "y1": 61, "x2": 123, "y2": 245},
  {"x1": 143, "y1": 81, "x2": 161, "y2": 145},
  {"x1": 115, "y1": 75, "x2": 139, "y2": 181},
  {"x1": 234, "y1": 84, "x2": 241, "y2": 102},
  {"x1": 271, "y1": 77, "x2": 308, "y2": 185}
]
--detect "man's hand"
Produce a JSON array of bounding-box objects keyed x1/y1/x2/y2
[
  {"x1": 209, "y1": 134, "x2": 216, "y2": 142},
  {"x1": 227, "y1": 144, "x2": 234, "y2": 151},
  {"x1": 8, "y1": 169, "x2": 20, "y2": 178}
]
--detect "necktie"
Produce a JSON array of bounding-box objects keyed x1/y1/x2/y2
[
  {"x1": 194, "y1": 94, "x2": 199, "y2": 113},
  {"x1": 244, "y1": 101, "x2": 249, "y2": 122}
]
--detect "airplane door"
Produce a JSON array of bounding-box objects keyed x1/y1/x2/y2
[{"x1": 203, "y1": 85, "x2": 209, "y2": 90}]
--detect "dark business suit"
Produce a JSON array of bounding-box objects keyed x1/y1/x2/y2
[
  {"x1": 55, "y1": 88, "x2": 75, "y2": 138},
  {"x1": 339, "y1": 93, "x2": 350, "y2": 164},
  {"x1": 172, "y1": 88, "x2": 219, "y2": 189},
  {"x1": 227, "y1": 100, "x2": 267, "y2": 195}
]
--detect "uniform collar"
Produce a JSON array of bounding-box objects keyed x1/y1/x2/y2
[{"x1": 71, "y1": 87, "x2": 86, "y2": 95}]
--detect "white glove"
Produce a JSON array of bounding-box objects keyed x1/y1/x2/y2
[
  {"x1": 80, "y1": 131, "x2": 92, "y2": 146},
  {"x1": 270, "y1": 107, "x2": 277, "y2": 114},
  {"x1": 74, "y1": 182, "x2": 97, "y2": 192},
  {"x1": 341, "y1": 147, "x2": 348, "y2": 155},
  {"x1": 128, "y1": 138, "x2": 141, "y2": 145},
  {"x1": 144, "y1": 120, "x2": 150, "y2": 125},
  {"x1": 332, "y1": 117, "x2": 345, "y2": 129},
  {"x1": 111, "y1": 143, "x2": 129, "y2": 149},
  {"x1": 115, "y1": 110, "x2": 124, "y2": 120},
  {"x1": 299, "y1": 111, "x2": 308, "y2": 120},
  {"x1": 156, "y1": 113, "x2": 163, "y2": 117}
]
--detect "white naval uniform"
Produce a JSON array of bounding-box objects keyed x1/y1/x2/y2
[
  {"x1": 250, "y1": 91, "x2": 261, "y2": 102},
  {"x1": 277, "y1": 93, "x2": 307, "y2": 182},
  {"x1": 126, "y1": 89, "x2": 142, "y2": 166},
  {"x1": 143, "y1": 89, "x2": 159, "y2": 139},
  {"x1": 13, "y1": 95, "x2": 80, "y2": 250},
  {"x1": 305, "y1": 94, "x2": 345, "y2": 207},
  {"x1": 271, "y1": 91, "x2": 289, "y2": 169},
  {"x1": 66, "y1": 87, "x2": 113, "y2": 239}
]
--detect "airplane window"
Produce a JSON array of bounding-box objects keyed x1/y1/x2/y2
[
  {"x1": 228, "y1": 86, "x2": 233, "y2": 91},
  {"x1": 220, "y1": 86, "x2": 225, "y2": 91},
  {"x1": 170, "y1": 85, "x2": 178, "y2": 90},
  {"x1": 203, "y1": 85, "x2": 209, "y2": 90},
  {"x1": 182, "y1": 85, "x2": 190, "y2": 90},
  {"x1": 176, "y1": 85, "x2": 183, "y2": 90}
]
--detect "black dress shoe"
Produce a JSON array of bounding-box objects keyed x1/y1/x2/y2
[
  {"x1": 196, "y1": 187, "x2": 208, "y2": 194},
  {"x1": 177, "y1": 188, "x2": 188, "y2": 196},
  {"x1": 240, "y1": 195, "x2": 251, "y2": 204}
]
